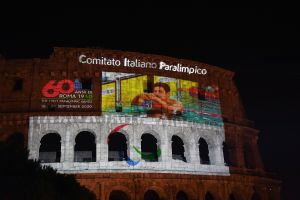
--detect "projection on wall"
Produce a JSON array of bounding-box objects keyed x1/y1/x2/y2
[
  {"x1": 102, "y1": 72, "x2": 223, "y2": 126},
  {"x1": 41, "y1": 79, "x2": 93, "y2": 110}
]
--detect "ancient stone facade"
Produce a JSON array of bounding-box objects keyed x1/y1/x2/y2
[
  {"x1": 28, "y1": 115, "x2": 227, "y2": 175},
  {"x1": 0, "y1": 47, "x2": 280, "y2": 200}
]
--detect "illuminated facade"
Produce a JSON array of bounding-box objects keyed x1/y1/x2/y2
[{"x1": 0, "y1": 47, "x2": 280, "y2": 200}]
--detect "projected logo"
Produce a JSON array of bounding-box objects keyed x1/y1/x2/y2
[
  {"x1": 108, "y1": 124, "x2": 161, "y2": 166},
  {"x1": 102, "y1": 72, "x2": 223, "y2": 126},
  {"x1": 41, "y1": 79, "x2": 93, "y2": 110}
]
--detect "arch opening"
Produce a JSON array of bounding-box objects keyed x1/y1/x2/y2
[
  {"x1": 109, "y1": 190, "x2": 129, "y2": 200},
  {"x1": 144, "y1": 190, "x2": 160, "y2": 200},
  {"x1": 39, "y1": 133, "x2": 61, "y2": 163},
  {"x1": 141, "y1": 133, "x2": 159, "y2": 162},
  {"x1": 176, "y1": 191, "x2": 189, "y2": 200},
  {"x1": 199, "y1": 138, "x2": 210, "y2": 165},
  {"x1": 108, "y1": 132, "x2": 128, "y2": 161},
  {"x1": 74, "y1": 131, "x2": 96, "y2": 162},
  {"x1": 172, "y1": 135, "x2": 187, "y2": 162}
]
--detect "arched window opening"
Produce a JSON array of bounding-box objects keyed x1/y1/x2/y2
[
  {"x1": 205, "y1": 192, "x2": 214, "y2": 200},
  {"x1": 199, "y1": 138, "x2": 210, "y2": 165},
  {"x1": 176, "y1": 191, "x2": 189, "y2": 200},
  {"x1": 223, "y1": 142, "x2": 230, "y2": 166},
  {"x1": 144, "y1": 190, "x2": 160, "y2": 200},
  {"x1": 109, "y1": 190, "x2": 129, "y2": 200},
  {"x1": 172, "y1": 135, "x2": 187, "y2": 162},
  {"x1": 141, "y1": 133, "x2": 159, "y2": 162},
  {"x1": 74, "y1": 131, "x2": 96, "y2": 162},
  {"x1": 108, "y1": 132, "x2": 128, "y2": 161},
  {"x1": 39, "y1": 133, "x2": 61, "y2": 163}
]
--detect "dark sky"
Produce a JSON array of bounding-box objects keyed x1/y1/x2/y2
[{"x1": 1, "y1": 7, "x2": 299, "y2": 200}]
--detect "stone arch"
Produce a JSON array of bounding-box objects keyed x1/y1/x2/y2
[
  {"x1": 171, "y1": 135, "x2": 187, "y2": 162},
  {"x1": 107, "y1": 128, "x2": 130, "y2": 148},
  {"x1": 144, "y1": 190, "x2": 160, "y2": 200},
  {"x1": 176, "y1": 190, "x2": 189, "y2": 200},
  {"x1": 195, "y1": 133, "x2": 216, "y2": 160},
  {"x1": 74, "y1": 131, "x2": 96, "y2": 162},
  {"x1": 37, "y1": 130, "x2": 62, "y2": 156},
  {"x1": 109, "y1": 190, "x2": 129, "y2": 200},
  {"x1": 204, "y1": 191, "x2": 216, "y2": 200},
  {"x1": 39, "y1": 130, "x2": 62, "y2": 141},
  {"x1": 106, "y1": 185, "x2": 132, "y2": 200},
  {"x1": 143, "y1": 186, "x2": 167, "y2": 200},
  {"x1": 174, "y1": 184, "x2": 198, "y2": 200},
  {"x1": 73, "y1": 128, "x2": 98, "y2": 144},
  {"x1": 140, "y1": 186, "x2": 170, "y2": 200},
  {"x1": 141, "y1": 131, "x2": 161, "y2": 162},
  {"x1": 141, "y1": 129, "x2": 162, "y2": 146},
  {"x1": 195, "y1": 133, "x2": 214, "y2": 148},
  {"x1": 172, "y1": 132, "x2": 190, "y2": 162},
  {"x1": 198, "y1": 137, "x2": 210, "y2": 164},
  {"x1": 108, "y1": 131, "x2": 129, "y2": 161},
  {"x1": 39, "y1": 132, "x2": 61, "y2": 163},
  {"x1": 229, "y1": 185, "x2": 246, "y2": 200}
]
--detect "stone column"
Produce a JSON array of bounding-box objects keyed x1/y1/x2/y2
[
  {"x1": 96, "y1": 143, "x2": 101, "y2": 162},
  {"x1": 64, "y1": 126, "x2": 74, "y2": 162},
  {"x1": 28, "y1": 118, "x2": 41, "y2": 160},
  {"x1": 100, "y1": 123, "x2": 108, "y2": 162},
  {"x1": 129, "y1": 125, "x2": 141, "y2": 161},
  {"x1": 210, "y1": 143, "x2": 225, "y2": 166},
  {"x1": 160, "y1": 126, "x2": 169, "y2": 162},
  {"x1": 190, "y1": 133, "x2": 200, "y2": 164},
  {"x1": 60, "y1": 137, "x2": 66, "y2": 162},
  {"x1": 93, "y1": 123, "x2": 101, "y2": 163}
]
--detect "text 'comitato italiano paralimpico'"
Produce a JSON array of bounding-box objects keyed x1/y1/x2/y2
[{"x1": 78, "y1": 55, "x2": 207, "y2": 75}]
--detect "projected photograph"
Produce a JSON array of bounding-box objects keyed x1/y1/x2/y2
[{"x1": 102, "y1": 72, "x2": 223, "y2": 126}]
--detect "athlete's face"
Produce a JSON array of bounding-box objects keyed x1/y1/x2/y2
[{"x1": 153, "y1": 86, "x2": 169, "y2": 100}]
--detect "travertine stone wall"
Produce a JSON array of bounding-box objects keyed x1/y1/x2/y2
[{"x1": 28, "y1": 115, "x2": 229, "y2": 175}]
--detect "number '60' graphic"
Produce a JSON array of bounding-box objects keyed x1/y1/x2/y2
[{"x1": 42, "y1": 80, "x2": 74, "y2": 98}]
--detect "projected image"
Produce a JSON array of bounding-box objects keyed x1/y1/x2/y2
[
  {"x1": 41, "y1": 79, "x2": 93, "y2": 110},
  {"x1": 102, "y1": 72, "x2": 223, "y2": 126}
]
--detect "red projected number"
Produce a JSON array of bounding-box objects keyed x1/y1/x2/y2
[
  {"x1": 42, "y1": 80, "x2": 74, "y2": 98},
  {"x1": 57, "y1": 80, "x2": 74, "y2": 94},
  {"x1": 42, "y1": 80, "x2": 59, "y2": 98}
]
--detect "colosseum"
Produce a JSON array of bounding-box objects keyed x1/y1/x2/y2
[{"x1": 0, "y1": 47, "x2": 281, "y2": 200}]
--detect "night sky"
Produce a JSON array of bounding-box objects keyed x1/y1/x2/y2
[{"x1": 1, "y1": 7, "x2": 299, "y2": 200}]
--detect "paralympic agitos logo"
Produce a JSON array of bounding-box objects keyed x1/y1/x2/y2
[{"x1": 108, "y1": 124, "x2": 161, "y2": 166}]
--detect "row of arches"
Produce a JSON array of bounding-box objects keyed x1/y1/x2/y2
[
  {"x1": 38, "y1": 131, "x2": 214, "y2": 164},
  {"x1": 108, "y1": 189, "x2": 262, "y2": 200},
  {"x1": 109, "y1": 190, "x2": 189, "y2": 200}
]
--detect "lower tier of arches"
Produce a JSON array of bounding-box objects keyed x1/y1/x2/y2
[{"x1": 74, "y1": 172, "x2": 280, "y2": 200}]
